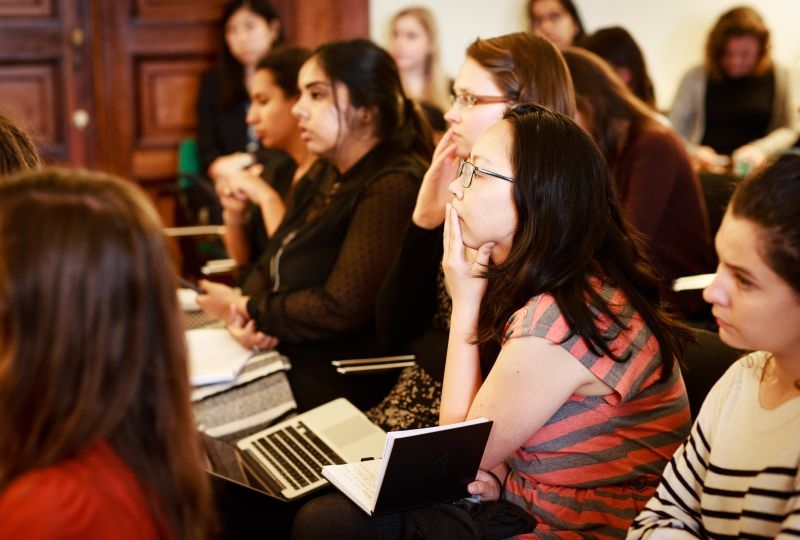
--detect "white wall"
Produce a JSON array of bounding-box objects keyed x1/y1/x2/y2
[{"x1": 369, "y1": 0, "x2": 800, "y2": 110}]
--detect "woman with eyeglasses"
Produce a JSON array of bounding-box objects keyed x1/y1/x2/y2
[
  {"x1": 528, "y1": 0, "x2": 585, "y2": 49},
  {"x1": 293, "y1": 104, "x2": 691, "y2": 539},
  {"x1": 369, "y1": 32, "x2": 576, "y2": 432},
  {"x1": 628, "y1": 153, "x2": 800, "y2": 539}
]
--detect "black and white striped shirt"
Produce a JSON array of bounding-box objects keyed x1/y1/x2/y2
[{"x1": 627, "y1": 352, "x2": 800, "y2": 539}]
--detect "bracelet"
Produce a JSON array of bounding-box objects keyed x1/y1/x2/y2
[{"x1": 483, "y1": 469, "x2": 504, "y2": 491}]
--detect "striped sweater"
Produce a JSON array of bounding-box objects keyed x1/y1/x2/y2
[
  {"x1": 628, "y1": 351, "x2": 800, "y2": 539},
  {"x1": 501, "y1": 285, "x2": 691, "y2": 539}
]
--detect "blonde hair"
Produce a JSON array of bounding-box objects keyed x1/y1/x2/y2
[{"x1": 390, "y1": 6, "x2": 450, "y2": 112}]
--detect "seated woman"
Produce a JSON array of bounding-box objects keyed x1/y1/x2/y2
[
  {"x1": 371, "y1": 31, "x2": 576, "y2": 431},
  {"x1": 669, "y1": 6, "x2": 800, "y2": 175},
  {"x1": 0, "y1": 168, "x2": 214, "y2": 539},
  {"x1": 197, "y1": 0, "x2": 283, "y2": 180},
  {"x1": 197, "y1": 39, "x2": 432, "y2": 411},
  {"x1": 215, "y1": 45, "x2": 324, "y2": 282},
  {"x1": 387, "y1": 6, "x2": 450, "y2": 136},
  {"x1": 293, "y1": 104, "x2": 692, "y2": 539},
  {"x1": 627, "y1": 153, "x2": 800, "y2": 538},
  {"x1": 577, "y1": 26, "x2": 658, "y2": 110},
  {"x1": 564, "y1": 47, "x2": 716, "y2": 320}
]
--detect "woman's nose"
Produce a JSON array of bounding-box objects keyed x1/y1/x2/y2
[
  {"x1": 702, "y1": 269, "x2": 728, "y2": 307},
  {"x1": 448, "y1": 177, "x2": 463, "y2": 199}
]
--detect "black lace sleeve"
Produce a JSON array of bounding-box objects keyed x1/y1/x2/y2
[{"x1": 250, "y1": 170, "x2": 420, "y2": 342}]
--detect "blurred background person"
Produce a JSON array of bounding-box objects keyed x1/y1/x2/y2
[
  {"x1": 387, "y1": 6, "x2": 450, "y2": 135},
  {"x1": 195, "y1": 0, "x2": 285, "y2": 223},
  {"x1": 528, "y1": 0, "x2": 585, "y2": 49},
  {"x1": 0, "y1": 168, "x2": 214, "y2": 539},
  {"x1": 669, "y1": 6, "x2": 800, "y2": 175},
  {"x1": 577, "y1": 25, "x2": 658, "y2": 110},
  {"x1": 564, "y1": 47, "x2": 715, "y2": 321}
]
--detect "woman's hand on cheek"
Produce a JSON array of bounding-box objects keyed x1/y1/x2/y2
[
  {"x1": 412, "y1": 128, "x2": 459, "y2": 229},
  {"x1": 442, "y1": 203, "x2": 493, "y2": 308}
]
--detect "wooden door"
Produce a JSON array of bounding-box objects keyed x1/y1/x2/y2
[
  {"x1": 0, "y1": 0, "x2": 370, "y2": 200},
  {"x1": 0, "y1": 0, "x2": 94, "y2": 166}
]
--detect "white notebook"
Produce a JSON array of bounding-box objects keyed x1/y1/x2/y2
[{"x1": 185, "y1": 328, "x2": 254, "y2": 386}]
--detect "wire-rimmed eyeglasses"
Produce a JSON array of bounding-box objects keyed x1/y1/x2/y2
[
  {"x1": 449, "y1": 92, "x2": 509, "y2": 109},
  {"x1": 457, "y1": 159, "x2": 515, "y2": 188}
]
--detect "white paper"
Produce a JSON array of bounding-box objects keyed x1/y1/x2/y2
[
  {"x1": 185, "y1": 328, "x2": 253, "y2": 386},
  {"x1": 322, "y1": 459, "x2": 382, "y2": 515},
  {"x1": 672, "y1": 273, "x2": 715, "y2": 292},
  {"x1": 177, "y1": 287, "x2": 200, "y2": 311}
]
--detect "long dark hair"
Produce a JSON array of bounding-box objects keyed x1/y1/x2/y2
[
  {"x1": 0, "y1": 168, "x2": 214, "y2": 539},
  {"x1": 311, "y1": 38, "x2": 434, "y2": 163},
  {"x1": 476, "y1": 104, "x2": 688, "y2": 372},
  {"x1": 563, "y1": 47, "x2": 658, "y2": 166},
  {"x1": 256, "y1": 45, "x2": 311, "y2": 99},
  {"x1": 577, "y1": 26, "x2": 657, "y2": 108},
  {"x1": 729, "y1": 152, "x2": 800, "y2": 294},
  {"x1": 218, "y1": 0, "x2": 283, "y2": 108}
]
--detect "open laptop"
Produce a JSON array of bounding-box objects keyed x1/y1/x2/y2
[{"x1": 202, "y1": 397, "x2": 386, "y2": 501}]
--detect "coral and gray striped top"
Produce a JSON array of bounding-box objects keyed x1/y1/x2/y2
[{"x1": 500, "y1": 283, "x2": 690, "y2": 539}]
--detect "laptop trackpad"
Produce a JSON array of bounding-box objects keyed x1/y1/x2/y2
[{"x1": 323, "y1": 415, "x2": 380, "y2": 448}]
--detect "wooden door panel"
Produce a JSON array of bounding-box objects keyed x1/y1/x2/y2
[
  {"x1": 92, "y1": 0, "x2": 219, "y2": 186},
  {"x1": 0, "y1": 64, "x2": 60, "y2": 146},
  {"x1": 0, "y1": 0, "x2": 92, "y2": 166},
  {"x1": 0, "y1": 0, "x2": 54, "y2": 18}
]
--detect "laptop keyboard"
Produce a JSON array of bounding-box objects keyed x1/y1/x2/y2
[{"x1": 240, "y1": 421, "x2": 346, "y2": 498}]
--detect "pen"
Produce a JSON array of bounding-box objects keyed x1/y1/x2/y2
[{"x1": 178, "y1": 276, "x2": 205, "y2": 294}]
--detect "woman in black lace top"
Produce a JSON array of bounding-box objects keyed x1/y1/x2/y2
[{"x1": 198, "y1": 39, "x2": 432, "y2": 410}]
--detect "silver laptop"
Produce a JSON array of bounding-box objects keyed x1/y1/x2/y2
[{"x1": 204, "y1": 398, "x2": 386, "y2": 501}]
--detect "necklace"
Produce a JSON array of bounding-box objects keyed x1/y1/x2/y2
[{"x1": 762, "y1": 356, "x2": 800, "y2": 391}]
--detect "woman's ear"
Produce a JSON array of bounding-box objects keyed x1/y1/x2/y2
[
  {"x1": 355, "y1": 106, "x2": 377, "y2": 127},
  {"x1": 268, "y1": 19, "x2": 281, "y2": 42}
]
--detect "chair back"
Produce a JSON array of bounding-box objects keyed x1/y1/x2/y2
[
  {"x1": 698, "y1": 172, "x2": 740, "y2": 238},
  {"x1": 681, "y1": 327, "x2": 743, "y2": 419}
]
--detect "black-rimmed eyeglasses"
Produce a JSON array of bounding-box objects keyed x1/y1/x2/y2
[{"x1": 457, "y1": 159, "x2": 515, "y2": 188}]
